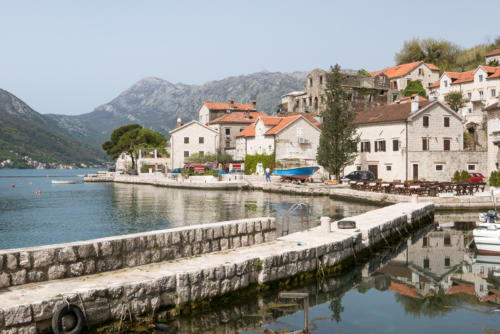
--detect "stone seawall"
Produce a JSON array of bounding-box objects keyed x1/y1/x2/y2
[
  {"x1": 0, "y1": 218, "x2": 276, "y2": 289},
  {"x1": 0, "y1": 203, "x2": 433, "y2": 333}
]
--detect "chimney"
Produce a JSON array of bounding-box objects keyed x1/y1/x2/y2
[
  {"x1": 177, "y1": 118, "x2": 182, "y2": 128},
  {"x1": 229, "y1": 99, "x2": 235, "y2": 109},
  {"x1": 411, "y1": 95, "x2": 419, "y2": 113},
  {"x1": 251, "y1": 100, "x2": 257, "y2": 110}
]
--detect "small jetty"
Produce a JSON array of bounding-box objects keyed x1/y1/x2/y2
[{"x1": 0, "y1": 202, "x2": 433, "y2": 333}]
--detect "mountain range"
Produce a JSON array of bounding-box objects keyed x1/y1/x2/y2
[
  {"x1": 47, "y1": 71, "x2": 308, "y2": 147},
  {"x1": 0, "y1": 89, "x2": 107, "y2": 168}
]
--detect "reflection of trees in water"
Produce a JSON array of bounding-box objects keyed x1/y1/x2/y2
[{"x1": 329, "y1": 296, "x2": 344, "y2": 323}]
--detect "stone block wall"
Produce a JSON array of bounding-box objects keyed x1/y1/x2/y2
[{"x1": 0, "y1": 218, "x2": 276, "y2": 288}]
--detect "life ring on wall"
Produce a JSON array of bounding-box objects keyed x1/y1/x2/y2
[{"x1": 51, "y1": 304, "x2": 85, "y2": 334}]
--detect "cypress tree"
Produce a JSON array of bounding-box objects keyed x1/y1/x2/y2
[{"x1": 317, "y1": 64, "x2": 359, "y2": 179}]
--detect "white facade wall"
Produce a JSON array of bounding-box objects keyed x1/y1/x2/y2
[
  {"x1": 487, "y1": 106, "x2": 500, "y2": 175},
  {"x1": 235, "y1": 137, "x2": 247, "y2": 161},
  {"x1": 275, "y1": 118, "x2": 320, "y2": 167},
  {"x1": 169, "y1": 122, "x2": 218, "y2": 169},
  {"x1": 392, "y1": 64, "x2": 440, "y2": 93},
  {"x1": 246, "y1": 119, "x2": 275, "y2": 156},
  {"x1": 198, "y1": 105, "x2": 210, "y2": 124},
  {"x1": 486, "y1": 54, "x2": 500, "y2": 64}
]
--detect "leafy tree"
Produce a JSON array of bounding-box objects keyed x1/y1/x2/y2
[
  {"x1": 329, "y1": 296, "x2": 344, "y2": 323},
  {"x1": 395, "y1": 38, "x2": 460, "y2": 71},
  {"x1": 357, "y1": 69, "x2": 371, "y2": 77},
  {"x1": 444, "y1": 91, "x2": 468, "y2": 112},
  {"x1": 402, "y1": 81, "x2": 427, "y2": 98},
  {"x1": 317, "y1": 64, "x2": 359, "y2": 179},
  {"x1": 487, "y1": 59, "x2": 499, "y2": 67},
  {"x1": 102, "y1": 124, "x2": 166, "y2": 169}
]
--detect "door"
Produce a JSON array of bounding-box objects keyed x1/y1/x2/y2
[
  {"x1": 413, "y1": 164, "x2": 419, "y2": 180},
  {"x1": 368, "y1": 165, "x2": 378, "y2": 180}
]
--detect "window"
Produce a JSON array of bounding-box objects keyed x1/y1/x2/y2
[
  {"x1": 375, "y1": 140, "x2": 386, "y2": 152},
  {"x1": 240, "y1": 128, "x2": 244, "y2": 132},
  {"x1": 419, "y1": 68, "x2": 424, "y2": 76},
  {"x1": 360, "y1": 141, "x2": 371, "y2": 152},
  {"x1": 444, "y1": 80, "x2": 448, "y2": 88},
  {"x1": 199, "y1": 137, "x2": 204, "y2": 144},
  {"x1": 479, "y1": 90, "x2": 484, "y2": 99},
  {"x1": 444, "y1": 139, "x2": 450, "y2": 151},
  {"x1": 309, "y1": 96, "x2": 312, "y2": 106},
  {"x1": 444, "y1": 117, "x2": 450, "y2": 127},
  {"x1": 392, "y1": 139, "x2": 399, "y2": 151},
  {"x1": 268, "y1": 145, "x2": 272, "y2": 153},
  {"x1": 492, "y1": 89, "x2": 497, "y2": 98},
  {"x1": 356, "y1": 165, "x2": 361, "y2": 171},
  {"x1": 184, "y1": 151, "x2": 189, "y2": 157},
  {"x1": 479, "y1": 74, "x2": 483, "y2": 82},
  {"x1": 436, "y1": 164, "x2": 443, "y2": 171},
  {"x1": 225, "y1": 140, "x2": 230, "y2": 148},
  {"x1": 309, "y1": 78, "x2": 313, "y2": 87},
  {"x1": 423, "y1": 116, "x2": 429, "y2": 127},
  {"x1": 386, "y1": 165, "x2": 391, "y2": 171},
  {"x1": 199, "y1": 151, "x2": 204, "y2": 157},
  {"x1": 444, "y1": 257, "x2": 450, "y2": 267},
  {"x1": 225, "y1": 128, "x2": 230, "y2": 135},
  {"x1": 424, "y1": 258, "x2": 429, "y2": 269},
  {"x1": 467, "y1": 92, "x2": 471, "y2": 99},
  {"x1": 184, "y1": 137, "x2": 189, "y2": 144},
  {"x1": 444, "y1": 234, "x2": 451, "y2": 246},
  {"x1": 422, "y1": 138, "x2": 429, "y2": 151},
  {"x1": 422, "y1": 237, "x2": 428, "y2": 247},
  {"x1": 319, "y1": 75, "x2": 323, "y2": 85},
  {"x1": 468, "y1": 164, "x2": 475, "y2": 171},
  {"x1": 480, "y1": 266, "x2": 485, "y2": 274}
]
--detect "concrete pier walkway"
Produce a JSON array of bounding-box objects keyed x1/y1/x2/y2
[{"x1": 0, "y1": 203, "x2": 433, "y2": 333}]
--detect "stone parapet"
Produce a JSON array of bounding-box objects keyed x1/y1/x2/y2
[{"x1": 0, "y1": 218, "x2": 276, "y2": 289}]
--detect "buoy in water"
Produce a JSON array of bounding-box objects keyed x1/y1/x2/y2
[
  {"x1": 10, "y1": 184, "x2": 15, "y2": 188},
  {"x1": 29, "y1": 181, "x2": 32, "y2": 185},
  {"x1": 35, "y1": 190, "x2": 41, "y2": 195}
]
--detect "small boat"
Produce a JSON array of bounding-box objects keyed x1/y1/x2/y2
[
  {"x1": 76, "y1": 174, "x2": 85, "y2": 177},
  {"x1": 473, "y1": 224, "x2": 500, "y2": 255},
  {"x1": 273, "y1": 167, "x2": 319, "y2": 180},
  {"x1": 51, "y1": 180, "x2": 77, "y2": 184}
]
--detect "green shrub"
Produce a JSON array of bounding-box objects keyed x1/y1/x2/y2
[
  {"x1": 490, "y1": 171, "x2": 499, "y2": 186},
  {"x1": 140, "y1": 163, "x2": 150, "y2": 173},
  {"x1": 244, "y1": 153, "x2": 275, "y2": 175},
  {"x1": 460, "y1": 170, "x2": 470, "y2": 182},
  {"x1": 453, "y1": 170, "x2": 461, "y2": 182}
]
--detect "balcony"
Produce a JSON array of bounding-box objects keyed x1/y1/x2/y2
[
  {"x1": 297, "y1": 137, "x2": 310, "y2": 144},
  {"x1": 492, "y1": 131, "x2": 500, "y2": 146}
]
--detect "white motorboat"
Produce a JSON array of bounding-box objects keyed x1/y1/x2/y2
[
  {"x1": 473, "y1": 224, "x2": 500, "y2": 255},
  {"x1": 51, "y1": 180, "x2": 77, "y2": 184}
]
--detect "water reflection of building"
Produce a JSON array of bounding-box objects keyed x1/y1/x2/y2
[{"x1": 372, "y1": 227, "x2": 500, "y2": 306}]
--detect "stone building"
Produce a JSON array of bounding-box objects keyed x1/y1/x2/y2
[
  {"x1": 345, "y1": 98, "x2": 487, "y2": 181},
  {"x1": 279, "y1": 68, "x2": 392, "y2": 120},
  {"x1": 235, "y1": 115, "x2": 321, "y2": 167},
  {"x1": 370, "y1": 61, "x2": 440, "y2": 97},
  {"x1": 209, "y1": 111, "x2": 267, "y2": 158},
  {"x1": 169, "y1": 120, "x2": 219, "y2": 168},
  {"x1": 485, "y1": 97, "x2": 500, "y2": 175},
  {"x1": 198, "y1": 99, "x2": 258, "y2": 124},
  {"x1": 486, "y1": 49, "x2": 500, "y2": 65}
]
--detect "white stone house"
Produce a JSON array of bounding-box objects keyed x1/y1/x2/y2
[
  {"x1": 344, "y1": 99, "x2": 487, "y2": 181},
  {"x1": 235, "y1": 115, "x2": 321, "y2": 167},
  {"x1": 208, "y1": 111, "x2": 267, "y2": 159},
  {"x1": 198, "y1": 99, "x2": 258, "y2": 125},
  {"x1": 486, "y1": 49, "x2": 500, "y2": 65},
  {"x1": 168, "y1": 121, "x2": 219, "y2": 169},
  {"x1": 485, "y1": 97, "x2": 500, "y2": 175},
  {"x1": 370, "y1": 61, "x2": 440, "y2": 97}
]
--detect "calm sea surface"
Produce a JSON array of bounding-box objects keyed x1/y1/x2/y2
[{"x1": 0, "y1": 169, "x2": 378, "y2": 250}]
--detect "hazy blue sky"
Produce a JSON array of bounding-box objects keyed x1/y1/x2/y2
[{"x1": 0, "y1": 0, "x2": 498, "y2": 115}]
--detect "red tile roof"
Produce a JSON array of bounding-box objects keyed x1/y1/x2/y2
[
  {"x1": 446, "y1": 71, "x2": 474, "y2": 85},
  {"x1": 204, "y1": 100, "x2": 256, "y2": 111},
  {"x1": 265, "y1": 115, "x2": 301, "y2": 135},
  {"x1": 446, "y1": 281, "x2": 475, "y2": 296},
  {"x1": 262, "y1": 116, "x2": 282, "y2": 126},
  {"x1": 209, "y1": 111, "x2": 267, "y2": 124},
  {"x1": 389, "y1": 281, "x2": 423, "y2": 299},
  {"x1": 484, "y1": 102, "x2": 500, "y2": 111},
  {"x1": 486, "y1": 49, "x2": 500, "y2": 57},
  {"x1": 236, "y1": 114, "x2": 320, "y2": 138},
  {"x1": 236, "y1": 123, "x2": 255, "y2": 138},
  {"x1": 370, "y1": 61, "x2": 439, "y2": 78},
  {"x1": 392, "y1": 94, "x2": 428, "y2": 105},
  {"x1": 354, "y1": 100, "x2": 433, "y2": 124},
  {"x1": 429, "y1": 80, "x2": 440, "y2": 88},
  {"x1": 481, "y1": 65, "x2": 500, "y2": 79}
]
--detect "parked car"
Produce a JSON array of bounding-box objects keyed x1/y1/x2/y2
[
  {"x1": 127, "y1": 169, "x2": 138, "y2": 175},
  {"x1": 168, "y1": 168, "x2": 183, "y2": 174},
  {"x1": 343, "y1": 170, "x2": 375, "y2": 181},
  {"x1": 469, "y1": 172, "x2": 484, "y2": 182}
]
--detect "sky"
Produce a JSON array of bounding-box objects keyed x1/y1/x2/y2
[{"x1": 0, "y1": 0, "x2": 498, "y2": 116}]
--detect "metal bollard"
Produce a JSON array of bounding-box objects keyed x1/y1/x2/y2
[{"x1": 320, "y1": 216, "x2": 331, "y2": 233}]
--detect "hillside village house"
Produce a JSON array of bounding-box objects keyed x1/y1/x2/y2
[
  {"x1": 370, "y1": 61, "x2": 440, "y2": 98},
  {"x1": 486, "y1": 49, "x2": 500, "y2": 65},
  {"x1": 485, "y1": 97, "x2": 500, "y2": 175},
  {"x1": 344, "y1": 98, "x2": 487, "y2": 181},
  {"x1": 279, "y1": 68, "x2": 391, "y2": 120},
  {"x1": 208, "y1": 111, "x2": 267, "y2": 158},
  {"x1": 235, "y1": 115, "x2": 321, "y2": 167},
  {"x1": 169, "y1": 120, "x2": 218, "y2": 169},
  {"x1": 198, "y1": 99, "x2": 258, "y2": 124}
]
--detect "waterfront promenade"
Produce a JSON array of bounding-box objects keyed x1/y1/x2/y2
[
  {"x1": 86, "y1": 173, "x2": 498, "y2": 210},
  {"x1": 0, "y1": 202, "x2": 433, "y2": 333}
]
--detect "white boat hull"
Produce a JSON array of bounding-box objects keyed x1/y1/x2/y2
[
  {"x1": 51, "y1": 180, "x2": 77, "y2": 184},
  {"x1": 473, "y1": 226, "x2": 500, "y2": 254}
]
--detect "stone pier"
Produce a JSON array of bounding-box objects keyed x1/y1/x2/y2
[{"x1": 0, "y1": 203, "x2": 433, "y2": 333}]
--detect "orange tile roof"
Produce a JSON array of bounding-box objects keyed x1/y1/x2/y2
[
  {"x1": 389, "y1": 281, "x2": 423, "y2": 299},
  {"x1": 485, "y1": 102, "x2": 500, "y2": 111},
  {"x1": 445, "y1": 71, "x2": 474, "y2": 85},
  {"x1": 446, "y1": 281, "x2": 475, "y2": 296},
  {"x1": 354, "y1": 100, "x2": 433, "y2": 124},
  {"x1": 481, "y1": 65, "x2": 500, "y2": 79},
  {"x1": 204, "y1": 100, "x2": 255, "y2": 111},
  {"x1": 209, "y1": 111, "x2": 267, "y2": 124},
  {"x1": 236, "y1": 123, "x2": 255, "y2": 138},
  {"x1": 265, "y1": 115, "x2": 301, "y2": 135},
  {"x1": 392, "y1": 94, "x2": 428, "y2": 105},
  {"x1": 370, "y1": 61, "x2": 439, "y2": 79},
  {"x1": 262, "y1": 116, "x2": 282, "y2": 126},
  {"x1": 481, "y1": 289, "x2": 500, "y2": 302},
  {"x1": 429, "y1": 80, "x2": 440, "y2": 88},
  {"x1": 486, "y1": 49, "x2": 500, "y2": 57}
]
